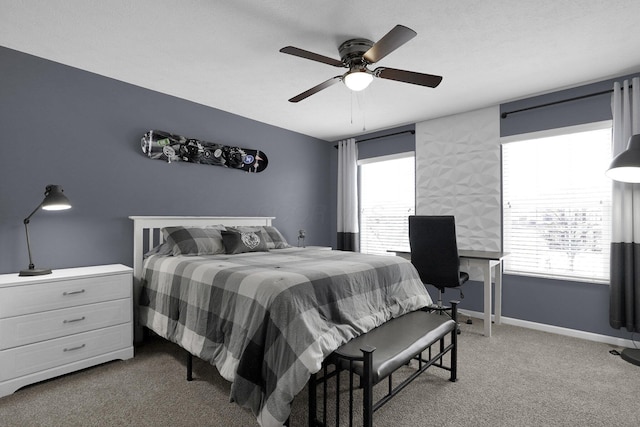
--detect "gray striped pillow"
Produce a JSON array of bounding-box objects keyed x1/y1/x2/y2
[{"x1": 162, "y1": 225, "x2": 226, "y2": 256}]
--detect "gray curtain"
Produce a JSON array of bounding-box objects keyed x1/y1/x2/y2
[
  {"x1": 337, "y1": 138, "x2": 359, "y2": 251},
  {"x1": 610, "y1": 77, "x2": 640, "y2": 332}
]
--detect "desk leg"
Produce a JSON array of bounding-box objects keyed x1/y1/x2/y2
[
  {"x1": 494, "y1": 261, "x2": 502, "y2": 325},
  {"x1": 483, "y1": 262, "x2": 492, "y2": 337}
]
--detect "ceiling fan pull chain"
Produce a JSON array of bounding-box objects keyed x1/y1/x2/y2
[
  {"x1": 362, "y1": 93, "x2": 367, "y2": 132},
  {"x1": 358, "y1": 91, "x2": 367, "y2": 132},
  {"x1": 350, "y1": 91, "x2": 354, "y2": 125}
]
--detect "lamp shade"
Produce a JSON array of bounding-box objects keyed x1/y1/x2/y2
[
  {"x1": 606, "y1": 134, "x2": 640, "y2": 183},
  {"x1": 343, "y1": 70, "x2": 373, "y2": 91},
  {"x1": 41, "y1": 185, "x2": 71, "y2": 211}
]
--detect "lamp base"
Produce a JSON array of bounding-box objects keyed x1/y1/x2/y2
[
  {"x1": 621, "y1": 348, "x2": 640, "y2": 367},
  {"x1": 19, "y1": 267, "x2": 52, "y2": 277}
]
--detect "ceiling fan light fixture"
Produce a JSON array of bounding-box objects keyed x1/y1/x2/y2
[
  {"x1": 280, "y1": 25, "x2": 442, "y2": 102},
  {"x1": 343, "y1": 70, "x2": 373, "y2": 91}
]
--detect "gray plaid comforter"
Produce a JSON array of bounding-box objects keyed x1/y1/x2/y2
[{"x1": 138, "y1": 248, "x2": 432, "y2": 426}]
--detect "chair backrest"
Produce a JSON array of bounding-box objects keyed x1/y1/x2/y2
[{"x1": 408, "y1": 215, "x2": 462, "y2": 290}]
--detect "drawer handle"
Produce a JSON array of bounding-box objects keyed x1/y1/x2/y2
[
  {"x1": 63, "y1": 289, "x2": 86, "y2": 296},
  {"x1": 63, "y1": 316, "x2": 86, "y2": 324},
  {"x1": 63, "y1": 344, "x2": 86, "y2": 352}
]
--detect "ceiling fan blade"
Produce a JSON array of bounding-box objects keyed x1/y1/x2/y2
[
  {"x1": 279, "y1": 46, "x2": 344, "y2": 67},
  {"x1": 363, "y1": 25, "x2": 417, "y2": 64},
  {"x1": 288, "y1": 76, "x2": 342, "y2": 103},
  {"x1": 375, "y1": 67, "x2": 443, "y2": 88}
]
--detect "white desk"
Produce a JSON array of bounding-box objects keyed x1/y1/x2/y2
[{"x1": 390, "y1": 249, "x2": 508, "y2": 337}]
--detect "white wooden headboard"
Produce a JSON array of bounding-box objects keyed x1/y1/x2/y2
[{"x1": 128, "y1": 216, "x2": 274, "y2": 279}]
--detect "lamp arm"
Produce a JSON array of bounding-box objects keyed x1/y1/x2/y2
[
  {"x1": 23, "y1": 221, "x2": 35, "y2": 269},
  {"x1": 23, "y1": 201, "x2": 44, "y2": 225},
  {"x1": 23, "y1": 202, "x2": 43, "y2": 270}
]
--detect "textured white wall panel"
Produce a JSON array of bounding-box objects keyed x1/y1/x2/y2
[{"x1": 416, "y1": 106, "x2": 501, "y2": 259}]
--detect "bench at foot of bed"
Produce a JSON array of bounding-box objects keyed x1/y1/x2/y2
[{"x1": 308, "y1": 301, "x2": 458, "y2": 427}]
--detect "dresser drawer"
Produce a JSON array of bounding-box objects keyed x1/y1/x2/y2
[
  {"x1": 0, "y1": 273, "x2": 131, "y2": 318},
  {"x1": 0, "y1": 323, "x2": 132, "y2": 381},
  {"x1": 0, "y1": 299, "x2": 131, "y2": 350}
]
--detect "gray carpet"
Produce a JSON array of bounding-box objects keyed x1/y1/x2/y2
[{"x1": 1, "y1": 319, "x2": 640, "y2": 427}]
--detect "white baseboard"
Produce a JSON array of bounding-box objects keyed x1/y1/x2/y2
[{"x1": 459, "y1": 309, "x2": 636, "y2": 348}]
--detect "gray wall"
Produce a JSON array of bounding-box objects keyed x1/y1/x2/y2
[
  {"x1": 0, "y1": 47, "x2": 333, "y2": 274},
  {"x1": 354, "y1": 124, "x2": 415, "y2": 161},
  {"x1": 499, "y1": 78, "x2": 623, "y2": 137}
]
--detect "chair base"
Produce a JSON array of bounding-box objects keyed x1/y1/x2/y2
[
  {"x1": 431, "y1": 288, "x2": 465, "y2": 333},
  {"x1": 427, "y1": 301, "x2": 461, "y2": 334}
]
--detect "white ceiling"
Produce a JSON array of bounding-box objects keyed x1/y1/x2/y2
[{"x1": 2, "y1": 0, "x2": 640, "y2": 141}]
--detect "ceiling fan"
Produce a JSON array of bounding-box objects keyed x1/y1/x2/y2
[{"x1": 279, "y1": 24, "x2": 443, "y2": 103}]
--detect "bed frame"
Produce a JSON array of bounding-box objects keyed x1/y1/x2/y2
[
  {"x1": 128, "y1": 216, "x2": 456, "y2": 426},
  {"x1": 128, "y1": 216, "x2": 274, "y2": 341}
]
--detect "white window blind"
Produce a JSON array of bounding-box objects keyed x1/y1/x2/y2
[
  {"x1": 359, "y1": 154, "x2": 415, "y2": 255},
  {"x1": 502, "y1": 123, "x2": 612, "y2": 283}
]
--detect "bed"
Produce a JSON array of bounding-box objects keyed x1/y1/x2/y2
[{"x1": 129, "y1": 216, "x2": 432, "y2": 427}]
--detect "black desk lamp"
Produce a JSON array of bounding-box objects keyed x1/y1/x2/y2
[{"x1": 20, "y1": 185, "x2": 71, "y2": 276}]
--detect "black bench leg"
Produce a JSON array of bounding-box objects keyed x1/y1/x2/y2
[
  {"x1": 361, "y1": 345, "x2": 375, "y2": 427},
  {"x1": 308, "y1": 372, "x2": 317, "y2": 427},
  {"x1": 186, "y1": 352, "x2": 193, "y2": 381}
]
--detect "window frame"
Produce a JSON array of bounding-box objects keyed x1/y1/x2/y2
[
  {"x1": 500, "y1": 120, "x2": 612, "y2": 284},
  {"x1": 358, "y1": 151, "x2": 416, "y2": 255}
]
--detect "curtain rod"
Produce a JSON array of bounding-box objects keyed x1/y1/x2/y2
[
  {"x1": 500, "y1": 84, "x2": 634, "y2": 119},
  {"x1": 357, "y1": 129, "x2": 415, "y2": 143},
  {"x1": 334, "y1": 130, "x2": 415, "y2": 148}
]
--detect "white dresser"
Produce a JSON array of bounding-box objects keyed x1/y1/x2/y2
[{"x1": 0, "y1": 264, "x2": 134, "y2": 398}]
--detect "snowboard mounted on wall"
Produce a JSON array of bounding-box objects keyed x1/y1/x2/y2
[{"x1": 141, "y1": 130, "x2": 268, "y2": 173}]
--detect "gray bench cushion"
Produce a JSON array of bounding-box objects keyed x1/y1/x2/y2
[{"x1": 333, "y1": 310, "x2": 455, "y2": 384}]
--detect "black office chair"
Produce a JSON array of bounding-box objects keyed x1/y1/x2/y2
[{"x1": 408, "y1": 215, "x2": 469, "y2": 314}]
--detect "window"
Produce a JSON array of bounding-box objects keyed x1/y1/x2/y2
[
  {"x1": 359, "y1": 153, "x2": 415, "y2": 255},
  {"x1": 502, "y1": 122, "x2": 612, "y2": 283}
]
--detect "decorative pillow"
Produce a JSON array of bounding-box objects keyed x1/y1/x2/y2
[
  {"x1": 261, "y1": 226, "x2": 291, "y2": 249},
  {"x1": 221, "y1": 228, "x2": 268, "y2": 254},
  {"x1": 231, "y1": 225, "x2": 291, "y2": 249},
  {"x1": 162, "y1": 225, "x2": 226, "y2": 256}
]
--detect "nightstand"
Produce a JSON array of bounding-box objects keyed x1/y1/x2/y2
[{"x1": 0, "y1": 264, "x2": 133, "y2": 398}]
